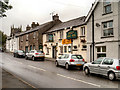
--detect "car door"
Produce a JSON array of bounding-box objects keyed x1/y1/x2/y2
[
  {"x1": 63, "y1": 54, "x2": 69, "y2": 66},
  {"x1": 99, "y1": 58, "x2": 114, "y2": 75},
  {"x1": 89, "y1": 58, "x2": 103, "y2": 74}
]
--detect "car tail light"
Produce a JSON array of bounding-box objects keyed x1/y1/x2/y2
[
  {"x1": 35, "y1": 53, "x2": 39, "y2": 55},
  {"x1": 116, "y1": 66, "x2": 120, "y2": 70},
  {"x1": 82, "y1": 59, "x2": 85, "y2": 62},
  {"x1": 70, "y1": 59, "x2": 75, "y2": 62},
  {"x1": 43, "y1": 53, "x2": 45, "y2": 55}
]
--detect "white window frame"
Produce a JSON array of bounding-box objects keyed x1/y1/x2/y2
[
  {"x1": 81, "y1": 27, "x2": 85, "y2": 36},
  {"x1": 103, "y1": 0, "x2": 112, "y2": 14},
  {"x1": 102, "y1": 20, "x2": 113, "y2": 37}
]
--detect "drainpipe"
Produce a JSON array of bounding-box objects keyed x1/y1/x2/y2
[{"x1": 92, "y1": 4, "x2": 95, "y2": 61}]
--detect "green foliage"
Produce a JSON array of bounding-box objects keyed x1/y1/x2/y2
[
  {"x1": 0, "y1": 0, "x2": 13, "y2": 17},
  {"x1": 0, "y1": 30, "x2": 7, "y2": 47}
]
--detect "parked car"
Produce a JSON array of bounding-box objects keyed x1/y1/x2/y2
[
  {"x1": 25, "y1": 50, "x2": 45, "y2": 61},
  {"x1": 13, "y1": 50, "x2": 25, "y2": 58},
  {"x1": 83, "y1": 57, "x2": 120, "y2": 81},
  {"x1": 55, "y1": 54, "x2": 85, "y2": 70}
]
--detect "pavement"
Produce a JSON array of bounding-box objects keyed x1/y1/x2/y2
[{"x1": 2, "y1": 69, "x2": 34, "y2": 89}]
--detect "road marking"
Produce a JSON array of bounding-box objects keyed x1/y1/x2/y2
[
  {"x1": 3, "y1": 68, "x2": 37, "y2": 89},
  {"x1": 28, "y1": 65, "x2": 46, "y2": 72},
  {"x1": 57, "y1": 74, "x2": 101, "y2": 88}
]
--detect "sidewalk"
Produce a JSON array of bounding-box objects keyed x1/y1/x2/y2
[
  {"x1": 2, "y1": 69, "x2": 33, "y2": 89},
  {"x1": 45, "y1": 57, "x2": 56, "y2": 62}
]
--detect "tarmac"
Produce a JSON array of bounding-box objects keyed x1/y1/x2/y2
[{"x1": 2, "y1": 69, "x2": 34, "y2": 89}]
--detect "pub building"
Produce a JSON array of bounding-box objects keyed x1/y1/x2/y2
[{"x1": 43, "y1": 16, "x2": 88, "y2": 61}]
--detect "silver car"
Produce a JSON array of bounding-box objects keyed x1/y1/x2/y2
[
  {"x1": 56, "y1": 54, "x2": 85, "y2": 70},
  {"x1": 83, "y1": 57, "x2": 120, "y2": 80},
  {"x1": 25, "y1": 50, "x2": 45, "y2": 61}
]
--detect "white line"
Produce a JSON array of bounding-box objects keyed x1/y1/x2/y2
[
  {"x1": 57, "y1": 74, "x2": 101, "y2": 88},
  {"x1": 28, "y1": 65, "x2": 46, "y2": 72}
]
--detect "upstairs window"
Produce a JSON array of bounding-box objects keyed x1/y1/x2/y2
[
  {"x1": 104, "y1": 0, "x2": 112, "y2": 14},
  {"x1": 102, "y1": 20, "x2": 113, "y2": 37},
  {"x1": 81, "y1": 27, "x2": 85, "y2": 36},
  {"x1": 60, "y1": 31, "x2": 63, "y2": 39},
  {"x1": 26, "y1": 34, "x2": 28, "y2": 41},
  {"x1": 33, "y1": 32, "x2": 36, "y2": 39},
  {"x1": 47, "y1": 34, "x2": 54, "y2": 42}
]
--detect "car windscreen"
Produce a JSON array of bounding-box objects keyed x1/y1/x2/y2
[
  {"x1": 37, "y1": 51, "x2": 43, "y2": 53},
  {"x1": 71, "y1": 55, "x2": 83, "y2": 59}
]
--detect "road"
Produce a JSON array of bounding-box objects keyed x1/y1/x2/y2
[{"x1": 1, "y1": 52, "x2": 120, "y2": 88}]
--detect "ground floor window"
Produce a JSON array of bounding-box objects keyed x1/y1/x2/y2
[
  {"x1": 64, "y1": 46, "x2": 67, "y2": 53},
  {"x1": 30, "y1": 45, "x2": 32, "y2": 51},
  {"x1": 25, "y1": 46, "x2": 28, "y2": 53},
  {"x1": 68, "y1": 46, "x2": 71, "y2": 53},
  {"x1": 96, "y1": 46, "x2": 106, "y2": 58},
  {"x1": 47, "y1": 48, "x2": 49, "y2": 54},
  {"x1": 39, "y1": 45, "x2": 43, "y2": 50},
  {"x1": 59, "y1": 46, "x2": 63, "y2": 54},
  {"x1": 33, "y1": 45, "x2": 35, "y2": 50}
]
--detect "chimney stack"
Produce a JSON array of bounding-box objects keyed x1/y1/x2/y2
[
  {"x1": 26, "y1": 25, "x2": 31, "y2": 31},
  {"x1": 31, "y1": 22, "x2": 39, "y2": 28},
  {"x1": 52, "y1": 14, "x2": 59, "y2": 21}
]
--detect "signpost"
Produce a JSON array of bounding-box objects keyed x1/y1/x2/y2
[{"x1": 66, "y1": 30, "x2": 78, "y2": 54}]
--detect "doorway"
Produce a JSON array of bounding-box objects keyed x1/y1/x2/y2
[{"x1": 52, "y1": 46, "x2": 56, "y2": 59}]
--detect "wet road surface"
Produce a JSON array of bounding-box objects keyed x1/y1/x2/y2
[{"x1": 1, "y1": 52, "x2": 120, "y2": 88}]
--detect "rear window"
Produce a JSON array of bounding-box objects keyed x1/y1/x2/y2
[
  {"x1": 18, "y1": 50, "x2": 24, "y2": 53},
  {"x1": 71, "y1": 55, "x2": 83, "y2": 59},
  {"x1": 37, "y1": 51, "x2": 43, "y2": 53},
  {"x1": 119, "y1": 60, "x2": 120, "y2": 65}
]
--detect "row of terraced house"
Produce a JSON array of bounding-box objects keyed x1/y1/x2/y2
[{"x1": 6, "y1": 0, "x2": 120, "y2": 62}]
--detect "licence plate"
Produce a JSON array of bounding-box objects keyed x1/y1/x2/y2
[{"x1": 76, "y1": 64, "x2": 82, "y2": 66}]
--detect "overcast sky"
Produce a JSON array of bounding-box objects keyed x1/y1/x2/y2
[{"x1": 0, "y1": 0, "x2": 95, "y2": 36}]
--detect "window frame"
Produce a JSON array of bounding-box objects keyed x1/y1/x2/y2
[
  {"x1": 103, "y1": 1, "x2": 112, "y2": 14},
  {"x1": 102, "y1": 20, "x2": 114, "y2": 37}
]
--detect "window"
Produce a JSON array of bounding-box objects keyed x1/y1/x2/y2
[
  {"x1": 97, "y1": 46, "x2": 106, "y2": 58},
  {"x1": 47, "y1": 34, "x2": 53, "y2": 42},
  {"x1": 104, "y1": 0, "x2": 112, "y2": 14},
  {"x1": 102, "y1": 21, "x2": 113, "y2": 37},
  {"x1": 81, "y1": 27, "x2": 85, "y2": 36},
  {"x1": 82, "y1": 45, "x2": 87, "y2": 50},
  {"x1": 26, "y1": 34, "x2": 28, "y2": 41},
  {"x1": 93, "y1": 58, "x2": 103, "y2": 64},
  {"x1": 33, "y1": 45, "x2": 35, "y2": 50},
  {"x1": 59, "y1": 46, "x2": 63, "y2": 54},
  {"x1": 68, "y1": 46, "x2": 71, "y2": 52},
  {"x1": 47, "y1": 48, "x2": 49, "y2": 54},
  {"x1": 60, "y1": 31, "x2": 63, "y2": 39},
  {"x1": 71, "y1": 55, "x2": 83, "y2": 59},
  {"x1": 21, "y1": 36, "x2": 23, "y2": 42},
  {"x1": 64, "y1": 54, "x2": 69, "y2": 59},
  {"x1": 33, "y1": 32, "x2": 36, "y2": 38},
  {"x1": 102, "y1": 58, "x2": 113, "y2": 65},
  {"x1": 64, "y1": 46, "x2": 67, "y2": 53},
  {"x1": 30, "y1": 45, "x2": 32, "y2": 50}
]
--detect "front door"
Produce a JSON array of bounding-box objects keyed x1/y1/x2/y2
[{"x1": 52, "y1": 46, "x2": 56, "y2": 59}]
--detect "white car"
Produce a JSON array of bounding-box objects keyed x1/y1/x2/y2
[
  {"x1": 25, "y1": 50, "x2": 45, "y2": 61},
  {"x1": 55, "y1": 54, "x2": 85, "y2": 70}
]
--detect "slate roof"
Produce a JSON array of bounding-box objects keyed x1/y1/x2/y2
[
  {"x1": 15, "y1": 21, "x2": 56, "y2": 37},
  {"x1": 45, "y1": 16, "x2": 86, "y2": 33}
]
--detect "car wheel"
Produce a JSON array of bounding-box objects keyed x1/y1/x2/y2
[
  {"x1": 25, "y1": 56, "x2": 28, "y2": 60},
  {"x1": 65, "y1": 63, "x2": 70, "y2": 70},
  {"x1": 55, "y1": 61, "x2": 59, "y2": 67},
  {"x1": 84, "y1": 67, "x2": 90, "y2": 75},
  {"x1": 32, "y1": 56, "x2": 35, "y2": 61},
  {"x1": 13, "y1": 54, "x2": 15, "y2": 57},
  {"x1": 108, "y1": 72, "x2": 116, "y2": 81},
  {"x1": 42, "y1": 57, "x2": 44, "y2": 61}
]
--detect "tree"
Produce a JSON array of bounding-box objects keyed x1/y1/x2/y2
[
  {"x1": 0, "y1": 30, "x2": 7, "y2": 47},
  {"x1": 0, "y1": 0, "x2": 13, "y2": 17}
]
